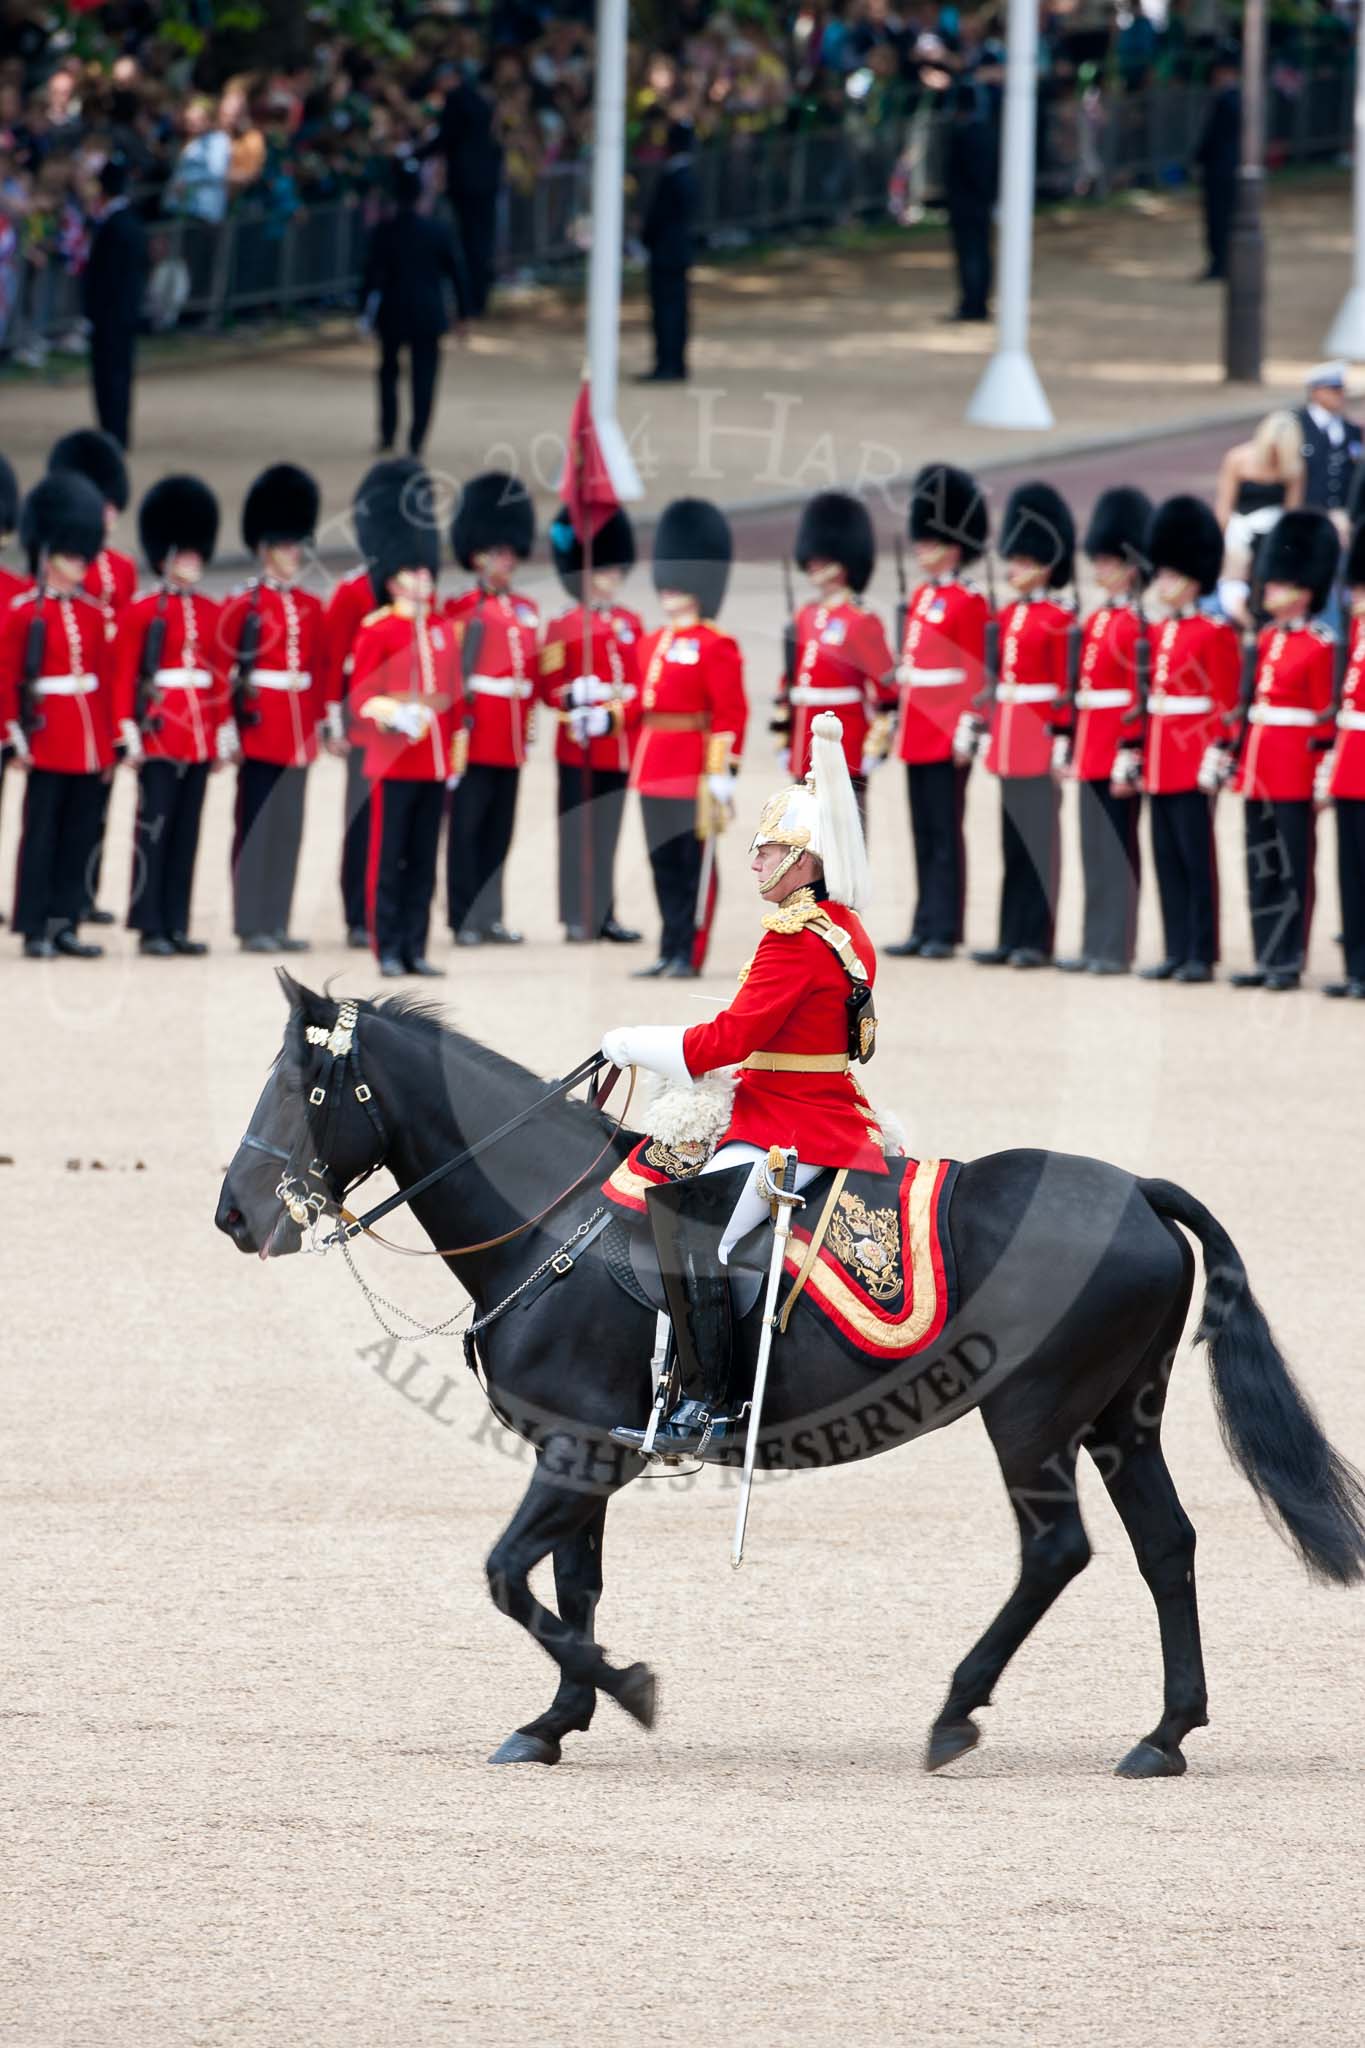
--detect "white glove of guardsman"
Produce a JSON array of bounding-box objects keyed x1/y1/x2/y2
[
  {"x1": 1109, "y1": 744, "x2": 1143, "y2": 798},
  {"x1": 567, "y1": 705, "x2": 612, "y2": 747},
  {"x1": 1314, "y1": 750, "x2": 1336, "y2": 809},
  {"x1": 216, "y1": 717, "x2": 240, "y2": 765},
  {"x1": 5, "y1": 719, "x2": 31, "y2": 764},
  {"x1": 1197, "y1": 741, "x2": 1235, "y2": 795},
  {"x1": 600, "y1": 1024, "x2": 691, "y2": 1083},
  {"x1": 382, "y1": 700, "x2": 433, "y2": 742},
  {"x1": 952, "y1": 711, "x2": 986, "y2": 767},
  {"x1": 119, "y1": 718, "x2": 144, "y2": 765}
]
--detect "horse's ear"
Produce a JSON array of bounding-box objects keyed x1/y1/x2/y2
[{"x1": 276, "y1": 969, "x2": 326, "y2": 1021}]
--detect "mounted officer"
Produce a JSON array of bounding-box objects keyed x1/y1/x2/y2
[{"x1": 602, "y1": 710, "x2": 883, "y2": 1457}]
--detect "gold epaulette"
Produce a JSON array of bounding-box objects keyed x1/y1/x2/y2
[
  {"x1": 361, "y1": 605, "x2": 393, "y2": 628},
  {"x1": 761, "y1": 886, "x2": 824, "y2": 936},
  {"x1": 540, "y1": 639, "x2": 567, "y2": 674}
]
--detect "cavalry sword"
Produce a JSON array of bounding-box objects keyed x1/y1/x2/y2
[{"x1": 731, "y1": 1148, "x2": 802, "y2": 1570}]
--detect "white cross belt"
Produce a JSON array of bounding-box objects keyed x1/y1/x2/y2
[
  {"x1": 154, "y1": 667, "x2": 212, "y2": 691},
  {"x1": 470, "y1": 674, "x2": 534, "y2": 700},
  {"x1": 899, "y1": 665, "x2": 966, "y2": 687},
  {"x1": 996, "y1": 683, "x2": 1057, "y2": 705},
  {"x1": 33, "y1": 673, "x2": 98, "y2": 697},
  {"x1": 1148, "y1": 693, "x2": 1213, "y2": 716},
  {"x1": 1074, "y1": 688, "x2": 1132, "y2": 710},
  {"x1": 790, "y1": 684, "x2": 863, "y2": 705},
  {"x1": 250, "y1": 669, "x2": 313, "y2": 692},
  {"x1": 1248, "y1": 704, "x2": 1320, "y2": 728}
]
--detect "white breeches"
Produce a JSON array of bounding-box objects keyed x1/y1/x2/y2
[{"x1": 701, "y1": 1142, "x2": 822, "y2": 1263}]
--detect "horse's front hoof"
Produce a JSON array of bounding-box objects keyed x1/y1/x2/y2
[
  {"x1": 1115, "y1": 1739, "x2": 1186, "y2": 1780},
  {"x1": 925, "y1": 1718, "x2": 980, "y2": 1773},
  {"x1": 488, "y1": 1731, "x2": 562, "y2": 1766},
  {"x1": 616, "y1": 1661, "x2": 658, "y2": 1730}
]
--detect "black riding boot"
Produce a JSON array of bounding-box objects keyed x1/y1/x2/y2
[{"x1": 611, "y1": 1167, "x2": 747, "y2": 1457}]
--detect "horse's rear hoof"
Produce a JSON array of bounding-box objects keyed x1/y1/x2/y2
[
  {"x1": 1115, "y1": 1739, "x2": 1186, "y2": 1779},
  {"x1": 925, "y1": 1719, "x2": 980, "y2": 1773},
  {"x1": 488, "y1": 1731, "x2": 562, "y2": 1766},
  {"x1": 616, "y1": 1661, "x2": 658, "y2": 1730}
]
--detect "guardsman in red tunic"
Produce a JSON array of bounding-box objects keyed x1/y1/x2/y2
[
  {"x1": 444, "y1": 471, "x2": 538, "y2": 947},
  {"x1": 604, "y1": 711, "x2": 881, "y2": 1456},
  {"x1": 966, "y1": 480, "x2": 1076, "y2": 969},
  {"x1": 887, "y1": 461, "x2": 990, "y2": 961},
  {"x1": 350, "y1": 490, "x2": 466, "y2": 978},
  {"x1": 539, "y1": 503, "x2": 644, "y2": 945},
  {"x1": 219, "y1": 463, "x2": 325, "y2": 954},
  {"x1": 1056, "y1": 486, "x2": 1151, "y2": 976},
  {"x1": 631, "y1": 496, "x2": 748, "y2": 979},
  {"x1": 321, "y1": 457, "x2": 427, "y2": 949},
  {"x1": 775, "y1": 490, "x2": 895, "y2": 794},
  {"x1": 1322, "y1": 519, "x2": 1365, "y2": 998},
  {"x1": 113, "y1": 476, "x2": 226, "y2": 957},
  {"x1": 1215, "y1": 510, "x2": 1339, "y2": 992},
  {"x1": 1139, "y1": 496, "x2": 1242, "y2": 984},
  {"x1": 0, "y1": 473, "x2": 113, "y2": 958},
  {"x1": 47, "y1": 429, "x2": 136, "y2": 925},
  {"x1": 0, "y1": 452, "x2": 34, "y2": 920}
]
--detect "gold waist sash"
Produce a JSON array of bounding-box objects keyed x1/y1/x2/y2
[{"x1": 742, "y1": 1051, "x2": 850, "y2": 1073}]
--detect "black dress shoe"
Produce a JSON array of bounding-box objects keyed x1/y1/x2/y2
[
  {"x1": 1139, "y1": 959, "x2": 1178, "y2": 981},
  {"x1": 1325, "y1": 979, "x2": 1365, "y2": 999},
  {"x1": 138, "y1": 934, "x2": 176, "y2": 957},
  {"x1": 632, "y1": 956, "x2": 670, "y2": 979},
  {"x1": 600, "y1": 917, "x2": 642, "y2": 944},
  {"x1": 170, "y1": 933, "x2": 208, "y2": 956},
  {"x1": 54, "y1": 929, "x2": 103, "y2": 958},
  {"x1": 274, "y1": 932, "x2": 311, "y2": 953},
  {"x1": 1173, "y1": 961, "x2": 1213, "y2": 984},
  {"x1": 23, "y1": 937, "x2": 56, "y2": 959},
  {"x1": 1009, "y1": 948, "x2": 1049, "y2": 969},
  {"x1": 663, "y1": 956, "x2": 698, "y2": 978},
  {"x1": 1265, "y1": 972, "x2": 1301, "y2": 992},
  {"x1": 884, "y1": 934, "x2": 924, "y2": 958},
  {"x1": 378, "y1": 955, "x2": 406, "y2": 977},
  {"x1": 404, "y1": 956, "x2": 445, "y2": 977},
  {"x1": 917, "y1": 939, "x2": 955, "y2": 960},
  {"x1": 347, "y1": 926, "x2": 370, "y2": 951},
  {"x1": 1088, "y1": 958, "x2": 1129, "y2": 976},
  {"x1": 84, "y1": 907, "x2": 116, "y2": 926},
  {"x1": 483, "y1": 922, "x2": 523, "y2": 945},
  {"x1": 240, "y1": 932, "x2": 279, "y2": 954},
  {"x1": 1230, "y1": 970, "x2": 1266, "y2": 989},
  {"x1": 971, "y1": 947, "x2": 1011, "y2": 966},
  {"x1": 1055, "y1": 956, "x2": 1090, "y2": 973},
  {"x1": 563, "y1": 924, "x2": 593, "y2": 944},
  {"x1": 454, "y1": 928, "x2": 484, "y2": 947}
]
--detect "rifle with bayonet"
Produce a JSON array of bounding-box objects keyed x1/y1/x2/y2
[
  {"x1": 230, "y1": 582, "x2": 265, "y2": 731},
  {"x1": 18, "y1": 564, "x2": 48, "y2": 745},
  {"x1": 771, "y1": 557, "x2": 797, "y2": 738},
  {"x1": 134, "y1": 587, "x2": 170, "y2": 738}
]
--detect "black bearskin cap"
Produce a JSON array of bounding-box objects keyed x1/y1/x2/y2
[
  {"x1": 353, "y1": 457, "x2": 428, "y2": 562},
  {"x1": 48, "y1": 427, "x2": 129, "y2": 512},
  {"x1": 368, "y1": 490, "x2": 441, "y2": 600},
  {"x1": 1259, "y1": 508, "x2": 1341, "y2": 613},
  {"x1": 138, "y1": 475, "x2": 219, "y2": 572},
  {"x1": 999, "y1": 481, "x2": 1075, "y2": 588},
  {"x1": 0, "y1": 453, "x2": 17, "y2": 538},
  {"x1": 549, "y1": 503, "x2": 636, "y2": 600},
  {"x1": 20, "y1": 472, "x2": 105, "y2": 573},
  {"x1": 242, "y1": 463, "x2": 320, "y2": 552},
  {"x1": 1346, "y1": 518, "x2": 1365, "y2": 591},
  {"x1": 908, "y1": 462, "x2": 989, "y2": 563},
  {"x1": 794, "y1": 490, "x2": 875, "y2": 594},
  {"x1": 450, "y1": 471, "x2": 535, "y2": 570},
  {"x1": 1146, "y1": 495, "x2": 1223, "y2": 595},
  {"x1": 1083, "y1": 486, "x2": 1153, "y2": 572},
  {"x1": 652, "y1": 497, "x2": 732, "y2": 618}
]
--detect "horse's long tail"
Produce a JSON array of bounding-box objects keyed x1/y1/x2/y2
[{"x1": 1141, "y1": 1176, "x2": 1365, "y2": 1586}]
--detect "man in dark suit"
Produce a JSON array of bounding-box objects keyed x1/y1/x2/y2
[
  {"x1": 360, "y1": 160, "x2": 470, "y2": 458},
  {"x1": 437, "y1": 68, "x2": 502, "y2": 319},
  {"x1": 1192, "y1": 46, "x2": 1240, "y2": 284},
  {"x1": 82, "y1": 157, "x2": 148, "y2": 450},
  {"x1": 1296, "y1": 362, "x2": 1363, "y2": 514},
  {"x1": 944, "y1": 83, "x2": 998, "y2": 322},
  {"x1": 639, "y1": 118, "x2": 698, "y2": 385}
]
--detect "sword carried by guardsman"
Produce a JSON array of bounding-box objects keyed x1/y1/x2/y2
[
  {"x1": 732, "y1": 1147, "x2": 804, "y2": 1570},
  {"x1": 691, "y1": 732, "x2": 730, "y2": 974}
]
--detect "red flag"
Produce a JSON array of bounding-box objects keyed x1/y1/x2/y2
[{"x1": 558, "y1": 379, "x2": 620, "y2": 546}]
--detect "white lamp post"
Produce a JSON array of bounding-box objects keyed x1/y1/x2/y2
[
  {"x1": 965, "y1": 0, "x2": 1054, "y2": 430},
  {"x1": 587, "y1": 0, "x2": 642, "y2": 498}
]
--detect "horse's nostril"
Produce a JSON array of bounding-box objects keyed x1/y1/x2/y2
[{"x1": 226, "y1": 1208, "x2": 243, "y2": 1229}]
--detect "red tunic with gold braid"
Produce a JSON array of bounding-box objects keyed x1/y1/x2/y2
[
  {"x1": 1071, "y1": 600, "x2": 1145, "y2": 782},
  {"x1": 81, "y1": 547, "x2": 137, "y2": 640},
  {"x1": 0, "y1": 588, "x2": 114, "y2": 773},
  {"x1": 1329, "y1": 609, "x2": 1365, "y2": 800},
  {"x1": 681, "y1": 891, "x2": 885, "y2": 1174},
  {"x1": 984, "y1": 594, "x2": 1073, "y2": 778},
  {"x1": 219, "y1": 580, "x2": 325, "y2": 768},
  {"x1": 444, "y1": 585, "x2": 540, "y2": 768},
  {"x1": 631, "y1": 620, "x2": 748, "y2": 799},
  {"x1": 1142, "y1": 610, "x2": 1242, "y2": 795},
  {"x1": 349, "y1": 606, "x2": 467, "y2": 783},
  {"x1": 1236, "y1": 622, "x2": 1336, "y2": 802},
  {"x1": 781, "y1": 598, "x2": 895, "y2": 778},
  {"x1": 895, "y1": 578, "x2": 989, "y2": 766},
  {"x1": 537, "y1": 603, "x2": 644, "y2": 774},
  {"x1": 111, "y1": 588, "x2": 228, "y2": 764}
]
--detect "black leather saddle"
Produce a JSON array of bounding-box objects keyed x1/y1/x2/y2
[{"x1": 600, "y1": 1167, "x2": 838, "y2": 1324}]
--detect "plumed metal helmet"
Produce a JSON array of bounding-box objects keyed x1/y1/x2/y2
[
  {"x1": 548, "y1": 503, "x2": 636, "y2": 601},
  {"x1": 1346, "y1": 518, "x2": 1365, "y2": 591},
  {"x1": 20, "y1": 472, "x2": 105, "y2": 573},
  {"x1": 652, "y1": 496, "x2": 733, "y2": 618},
  {"x1": 794, "y1": 490, "x2": 875, "y2": 595},
  {"x1": 368, "y1": 490, "x2": 442, "y2": 602},
  {"x1": 138, "y1": 475, "x2": 220, "y2": 572},
  {"x1": 1259, "y1": 508, "x2": 1341, "y2": 613},
  {"x1": 48, "y1": 427, "x2": 129, "y2": 512},
  {"x1": 242, "y1": 463, "x2": 320, "y2": 552},
  {"x1": 1146, "y1": 495, "x2": 1224, "y2": 595},
  {"x1": 908, "y1": 462, "x2": 989, "y2": 563},
  {"x1": 450, "y1": 471, "x2": 535, "y2": 570},
  {"x1": 999, "y1": 480, "x2": 1075, "y2": 588},
  {"x1": 352, "y1": 456, "x2": 428, "y2": 562},
  {"x1": 0, "y1": 453, "x2": 17, "y2": 538},
  {"x1": 1083, "y1": 486, "x2": 1153, "y2": 574}
]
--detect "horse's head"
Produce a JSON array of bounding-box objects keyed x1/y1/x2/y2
[{"x1": 215, "y1": 974, "x2": 390, "y2": 1258}]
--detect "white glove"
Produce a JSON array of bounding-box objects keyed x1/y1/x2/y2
[
  {"x1": 1197, "y1": 742, "x2": 1234, "y2": 795},
  {"x1": 216, "y1": 718, "x2": 240, "y2": 764},
  {"x1": 445, "y1": 772, "x2": 463, "y2": 791},
  {"x1": 386, "y1": 701, "x2": 433, "y2": 741},
  {"x1": 707, "y1": 772, "x2": 735, "y2": 812},
  {"x1": 321, "y1": 701, "x2": 345, "y2": 746},
  {"x1": 568, "y1": 705, "x2": 612, "y2": 746},
  {"x1": 1315, "y1": 752, "x2": 1336, "y2": 808},
  {"x1": 119, "y1": 718, "x2": 144, "y2": 764},
  {"x1": 568, "y1": 675, "x2": 612, "y2": 707},
  {"x1": 859, "y1": 750, "x2": 885, "y2": 780},
  {"x1": 952, "y1": 712, "x2": 985, "y2": 767},
  {"x1": 1110, "y1": 744, "x2": 1143, "y2": 795},
  {"x1": 5, "y1": 719, "x2": 31, "y2": 763},
  {"x1": 600, "y1": 1024, "x2": 692, "y2": 1082},
  {"x1": 1050, "y1": 734, "x2": 1071, "y2": 780}
]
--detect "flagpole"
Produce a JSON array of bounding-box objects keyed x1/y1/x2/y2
[
  {"x1": 580, "y1": 512, "x2": 596, "y2": 937},
  {"x1": 588, "y1": 0, "x2": 643, "y2": 500}
]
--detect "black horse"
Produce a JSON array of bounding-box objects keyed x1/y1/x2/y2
[{"x1": 216, "y1": 978, "x2": 1365, "y2": 1775}]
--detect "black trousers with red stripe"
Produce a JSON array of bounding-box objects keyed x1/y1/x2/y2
[
  {"x1": 447, "y1": 763, "x2": 519, "y2": 936},
  {"x1": 13, "y1": 768, "x2": 107, "y2": 939},
  {"x1": 996, "y1": 773, "x2": 1061, "y2": 957},
  {"x1": 556, "y1": 761, "x2": 628, "y2": 934},
  {"x1": 1077, "y1": 778, "x2": 1142, "y2": 967},
  {"x1": 232, "y1": 759, "x2": 307, "y2": 939},
  {"x1": 1244, "y1": 798, "x2": 1315, "y2": 973},
  {"x1": 1336, "y1": 798, "x2": 1365, "y2": 983},
  {"x1": 128, "y1": 758, "x2": 210, "y2": 937},
  {"x1": 907, "y1": 759, "x2": 968, "y2": 945},
  {"x1": 641, "y1": 794, "x2": 704, "y2": 964},
  {"x1": 340, "y1": 746, "x2": 371, "y2": 933},
  {"x1": 368, "y1": 777, "x2": 444, "y2": 963},
  {"x1": 1149, "y1": 790, "x2": 1219, "y2": 968}
]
